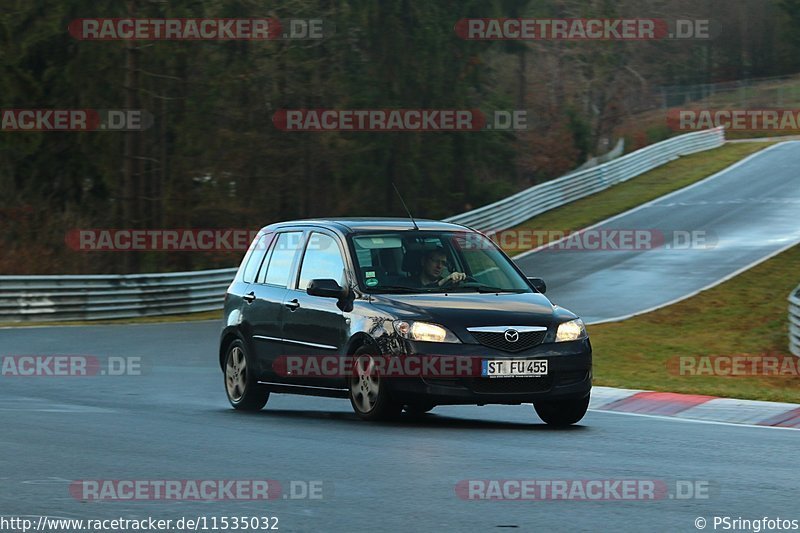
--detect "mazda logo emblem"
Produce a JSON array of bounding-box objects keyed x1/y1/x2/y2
[{"x1": 504, "y1": 329, "x2": 519, "y2": 343}]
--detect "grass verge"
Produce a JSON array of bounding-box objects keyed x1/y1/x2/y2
[{"x1": 589, "y1": 244, "x2": 800, "y2": 403}]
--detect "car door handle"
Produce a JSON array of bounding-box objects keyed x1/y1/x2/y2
[
  {"x1": 243, "y1": 292, "x2": 256, "y2": 304},
  {"x1": 284, "y1": 299, "x2": 300, "y2": 311}
]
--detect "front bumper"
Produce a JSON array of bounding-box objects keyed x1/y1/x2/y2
[{"x1": 387, "y1": 338, "x2": 592, "y2": 405}]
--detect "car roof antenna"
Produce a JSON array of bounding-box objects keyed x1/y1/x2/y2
[{"x1": 392, "y1": 182, "x2": 419, "y2": 231}]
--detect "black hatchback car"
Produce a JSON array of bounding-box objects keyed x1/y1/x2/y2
[{"x1": 219, "y1": 218, "x2": 592, "y2": 425}]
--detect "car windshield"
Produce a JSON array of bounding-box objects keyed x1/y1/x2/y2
[{"x1": 349, "y1": 231, "x2": 532, "y2": 294}]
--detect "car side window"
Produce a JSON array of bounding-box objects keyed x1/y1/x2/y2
[
  {"x1": 255, "y1": 239, "x2": 275, "y2": 284},
  {"x1": 263, "y1": 232, "x2": 303, "y2": 287},
  {"x1": 241, "y1": 234, "x2": 271, "y2": 284},
  {"x1": 298, "y1": 232, "x2": 346, "y2": 290}
]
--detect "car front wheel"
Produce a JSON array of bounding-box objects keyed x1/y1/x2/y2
[
  {"x1": 348, "y1": 347, "x2": 402, "y2": 421},
  {"x1": 534, "y1": 395, "x2": 589, "y2": 426}
]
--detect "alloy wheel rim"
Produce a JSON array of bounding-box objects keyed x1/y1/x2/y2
[
  {"x1": 350, "y1": 355, "x2": 380, "y2": 413},
  {"x1": 226, "y1": 346, "x2": 247, "y2": 402}
]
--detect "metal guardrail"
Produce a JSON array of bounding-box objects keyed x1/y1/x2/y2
[
  {"x1": 0, "y1": 268, "x2": 237, "y2": 322},
  {"x1": 0, "y1": 128, "x2": 725, "y2": 322},
  {"x1": 444, "y1": 127, "x2": 725, "y2": 233},
  {"x1": 790, "y1": 285, "x2": 800, "y2": 357}
]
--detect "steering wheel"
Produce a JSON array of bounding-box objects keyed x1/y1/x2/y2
[{"x1": 443, "y1": 274, "x2": 477, "y2": 286}]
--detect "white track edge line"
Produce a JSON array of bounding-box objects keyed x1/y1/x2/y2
[
  {"x1": 585, "y1": 236, "x2": 800, "y2": 325},
  {"x1": 587, "y1": 408, "x2": 800, "y2": 431}
]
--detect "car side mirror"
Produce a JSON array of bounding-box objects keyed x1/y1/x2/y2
[
  {"x1": 527, "y1": 277, "x2": 546, "y2": 294},
  {"x1": 307, "y1": 278, "x2": 346, "y2": 299},
  {"x1": 308, "y1": 278, "x2": 355, "y2": 313}
]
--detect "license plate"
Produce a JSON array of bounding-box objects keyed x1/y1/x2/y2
[{"x1": 482, "y1": 359, "x2": 548, "y2": 378}]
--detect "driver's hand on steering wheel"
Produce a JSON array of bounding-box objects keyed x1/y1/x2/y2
[{"x1": 438, "y1": 272, "x2": 467, "y2": 286}]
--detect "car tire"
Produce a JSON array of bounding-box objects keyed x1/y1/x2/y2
[
  {"x1": 404, "y1": 402, "x2": 436, "y2": 416},
  {"x1": 348, "y1": 346, "x2": 402, "y2": 421},
  {"x1": 224, "y1": 339, "x2": 269, "y2": 411},
  {"x1": 534, "y1": 395, "x2": 589, "y2": 426}
]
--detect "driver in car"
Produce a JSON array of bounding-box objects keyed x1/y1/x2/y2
[{"x1": 416, "y1": 247, "x2": 467, "y2": 287}]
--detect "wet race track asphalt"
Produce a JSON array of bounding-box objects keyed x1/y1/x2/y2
[{"x1": 1, "y1": 322, "x2": 797, "y2": 532}]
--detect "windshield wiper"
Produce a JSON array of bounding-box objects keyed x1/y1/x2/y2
[
  {"x1": 369, "y1": 285, "x2": 438, "y2": 293},
  {"x1": 370, "y1": 284, "x2": 525, "y2": 294},
  {"x1": 459, "y1": 285, "x2": 527, "y2": 293}
]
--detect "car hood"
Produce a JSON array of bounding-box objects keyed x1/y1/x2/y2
[{"x1": 369, "y1": 291, "x2": 565, "y2": 329}]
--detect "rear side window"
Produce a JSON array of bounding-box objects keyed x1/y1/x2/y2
[
  {"x1": 241, "y1": 234, "x2": 272, "y2": 283},
  {"x1": 298, "y1": 233, "x2": 346, "y2": 290},
  {"x1": 263, "y1": 232, "x2": 303, "y2": 287}
]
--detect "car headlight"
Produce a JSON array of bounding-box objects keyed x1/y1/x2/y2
[
  {"x1": 555, "y1": 318, "x2": 587, "y2": 342},
  {"x1": 393, "y1": 320, "x2": 461, "y2": 343}
]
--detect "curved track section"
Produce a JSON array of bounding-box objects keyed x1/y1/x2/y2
[{"x1": 514, "y1": 142, "x2": 800, "y2": 323}]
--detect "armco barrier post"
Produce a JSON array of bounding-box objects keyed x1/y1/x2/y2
[{"x1": 790, "y1": 285, "x2": 800, "y2": 357}]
